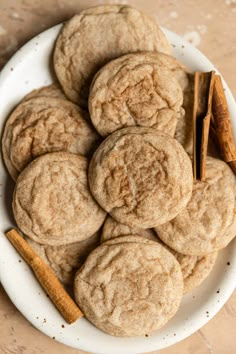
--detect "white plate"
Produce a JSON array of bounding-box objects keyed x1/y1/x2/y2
[{"x1": 0, "y1": 25, "x2": 236, "y2": 354}]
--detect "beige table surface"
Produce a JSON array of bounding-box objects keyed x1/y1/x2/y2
[{"x1": 0, "y1": 0, "x2": 236, "y2": 353}]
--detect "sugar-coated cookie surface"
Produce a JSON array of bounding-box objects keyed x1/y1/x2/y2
[
  {"x1": 89, "y1": 127, "x2": 193, "y2": 228},
  {"x1": 13, "y1": 152, "x2": 106, "y2": 245},
  {"x1": 155, "y1": 157, "x2": 236, "y2": 255},
  {"x1": 22, "y1": 83, "x2": 66, "y2": 101},
  {"x1": 2, "y1": 96, "x2": 100, "y2": 181},
  {"x1": 26, "y1": 232, "x2": 100, "y2": 286},
  {"x1": 101, "y1": 215, "x2": 157, "y2": 243},
  {"x1": 74, "y1": 238, "x2": 183, "y2": 336},
  {"x1": 54, "y1": 5, "x2": 171, "y2": 107},
  {"x1": 89, "y1": 52, "x2": 184, "y2": 137},
  {"x1": 174, "y1": 251, "x2": 218, "y2": 293}
]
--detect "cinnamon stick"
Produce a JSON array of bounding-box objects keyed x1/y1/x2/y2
[
  {"x1": 193, "y1": 71, "x2": 215, "y2": 180},
  {"x1": 5, "y1": 229, "x2": 83, "y2": 324},
  {"x1": 211, "y1": 75, "x2": 236, "y2": 174}
]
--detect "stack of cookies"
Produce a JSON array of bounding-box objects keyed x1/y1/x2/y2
[{"x1": 2, "y1": 4, "x2": 236, "y2": 337}]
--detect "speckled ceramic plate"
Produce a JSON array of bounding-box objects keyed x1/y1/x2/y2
[{"x1": 0, "y1": 25, "x2": 236, "y2": 354}]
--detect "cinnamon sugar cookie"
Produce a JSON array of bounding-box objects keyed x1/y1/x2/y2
[
  {"x1": 101, "y1": 216, "x2": 157, "y2": 243},
  {"x1": 155, "y1": 157, "x2": 236, "y2": 255},
  {"x1": 13, "y1": 152, "x2": 106, "y2": 245},
  {"x1": 106, "y1": 233, "x2": 218, "y2": 294},
  {"x1": 89, "y1": 127, "x2": 193, "y2": 228},
  {"x1": 22, "y1": 83, "x2": 66, "y2": 101},
  {"x1": 2, "y1": 96, "x2": 100, "y2": 180},
  {"x1": 173, "y1": 251, "x2": 218, "y2": 293},
  {"x1": 89, "y1": 52, "x2": 184, "y2": 137},
  {"x1": 74, "y1": 237, "x2": 183, "y2": 336},
  {"x1": 26, "y1": 231, "x2": 100, "y2": 286},
  {"x1": 54, "y1": 5, "x2": 171, "y2": 107}
]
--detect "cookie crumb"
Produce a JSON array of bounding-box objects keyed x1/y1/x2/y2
[
  {"x1": 18, "y1": 259, "x2": 21, "y2": 263},
  {"x1": 61, "y1": 324, "x2": 65, "y2": 328},
  {"x1": 217, "y1": 289, "x2": 220, "y2": 294},
  {"x1": 227, "y1": 262, "x2": 231, "y2": 266},
  {"x1": 52, "y1": 336, "x2": 55, "y2": 340},
  {"x1": 145, "y1": 334, "x2": 148, "y2": 337}
]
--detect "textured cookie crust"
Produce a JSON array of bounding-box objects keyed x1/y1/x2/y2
[
  {"x1": 2, "y1": 96, "x2": 100, "y2": 180},
  {"x1": 54, "y1": 5, "x2": 171, "y2": 107},
  {"x1": 108, "y1": 233, "x2": 217, "y2": 294},
  {"x1": 13, "y1": 152, "x2": 106, "y2": 245},
  {"x1": 101, "y1": 215, "x2": 157, "y2": 243},
  {"x1": 89, "y1": 52, "x2": 184, "y2": 137},
  {"x1": 174, "y1": 251, "x2": 218, "y2": 293},
  {"x1": 103, "y1": 234, "x2": 157, "y2": 246},
  {"x1": 26, "y1": 232, "x2": 100, "y2": 286},
  {"x1": 89, "y1": 127, "x2": 193, "y2": 228},
  {"x1": 74, "y1": 240, "x2": 183, "y2": 336},
  {"x1": 22, "y1": 83, "x2": 66, "y2": 101},
  {"x1": 155, "y1": 157, "x2": 236, "y2": 255}
]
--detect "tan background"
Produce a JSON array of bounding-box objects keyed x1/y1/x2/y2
[{"x1": 0, "y1": 0, "x2": 236, "y2": 353}]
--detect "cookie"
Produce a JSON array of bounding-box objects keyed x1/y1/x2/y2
[
  {"x1": 106, "y1": 233, "x2": 217, "y2": 294},
  {"x1": 2, "y1": 96, "x2": 100, "y2": 180},
  {"x1": 173, "y1": 251, "x2": 218, "y2": 293},
  {"x1": 26, "y1": 231, "x2": 100, "y2": 286},
  {"x1": 103, "y1": 234, "x2": 157, "y2": 246},
  {"x1": 89, "y1": 127, "x2": 193, "y2": 228},
  {"x1": 74, "y1": 238, "x2": 183, "y2": 336},
  {"x1": 101, "y1": 216, "x2": 157, "y2": 243},
  {"x1": 54, "y1": 5, "x2": 171, "y2": 107},
  {"x1": 155, "y1": 157, "x2": 236, "y2": 255},
  {"x1": 13, "y1": 152, "x2": 106, "y2": 245},
  {"x1": 89, "y1": 52, "x2": 184, "y2": 137},
  {"x1": 22, "y1": 83, "x2": 66, "y2": 101}
]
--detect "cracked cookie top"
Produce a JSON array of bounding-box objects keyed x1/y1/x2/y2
[
  {"x1": 89, "y1": 127, "x2": 193, "y2": 228},
  {"x1": 89, "y1": 52, "x2": 184, "y2": 137},
  {"x1": 53, "y1": 5, "x2": 171, "y2": 107},
  {"x1": 155, "y1": 157, "x2": 236, "y2": 255},
  {"x1": 13, "y1": 152, "x2": 106, "y2": 245},
  {"x1": 101, "y1": 215, "x2": 157, "y2": 243},
  {"x1": 2, "y1": 96, "x2": 100, "y2": 180},
  {"x1": 74, "y1": 238, "x2": 183, "y2": 336}
]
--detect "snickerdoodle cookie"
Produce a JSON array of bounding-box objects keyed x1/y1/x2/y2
[
  {"x1": 173, "y1": 251, "x2": 218, "y2": 293},
  {"x1": 74, "y1": 237, "x2": 183, "y2": 336},
  {"x1": 26, "y1": 231, "x2": 100, "y2": 286},
  {"x1": 54, "y1": 5, "x2": 171, "y2": 107},
  {"x1": 89, "y1": 127, "x2": 193, "y2": 228},
  {"x1": 13, "y1": 152, "x2": 106, "y2": 245},
  {"x1": 89, "y1": 52, "x2": 184, "y2": 137},
  {"x1": 155, "y1": 157, "x2": 236, "y2": 255},
  {"x1": 105, "y1": 233, "x2": 218, "y2": 294},
  {"x1": 101, "y1": 216, "x2": 157, "y2": 243},
  {"x1": 22, "y1": 83, "x2": 66, "y2": 101},
  {"x1": 2, "y1": 96, "x2": 100, "y2": 180}
]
